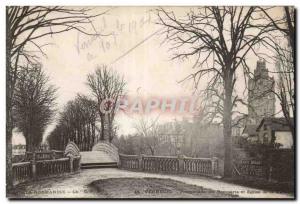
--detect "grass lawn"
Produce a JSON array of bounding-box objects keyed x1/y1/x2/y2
[{"x1": 88, "y1": 177, "x2": 238, "y2": 198}]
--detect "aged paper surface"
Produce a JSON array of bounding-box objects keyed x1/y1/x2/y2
[{"x1": 6, "y1": 6, "x2": 295, "y2": 199}]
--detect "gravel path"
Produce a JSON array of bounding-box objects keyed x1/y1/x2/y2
[{"x1": 8, "y1": 168, "x2": 293, "y2": 199}]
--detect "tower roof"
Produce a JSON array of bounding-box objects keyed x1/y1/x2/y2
[{"x1": 254, "y1": 59, "x2": 268, "y2": 78}]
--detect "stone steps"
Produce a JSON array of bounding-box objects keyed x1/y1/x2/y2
[
  {"x1": 81, "y1": 162, "x2": 118, "y2": 169},
  {"x1": 80, "y1": 151, "x2": 117, "y2": 169}
]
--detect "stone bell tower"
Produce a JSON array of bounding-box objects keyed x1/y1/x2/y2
[{"x1": 248, "y1": 59, "x2": 275, "y2": 125}]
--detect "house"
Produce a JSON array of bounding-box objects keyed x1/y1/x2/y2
[
  {"x1": 242, "y1": 124, "x2": 259, "y2": 144},
  {"x1": 12, "y1": 144, "x2": 26, "y2": 155},
  {"x1": 256, "y1": 117, "x2": 294, "y2": 149}
]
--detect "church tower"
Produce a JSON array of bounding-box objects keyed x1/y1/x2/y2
[{"x1": 248, "y1": 59, "x2": 275, "y2": 125}]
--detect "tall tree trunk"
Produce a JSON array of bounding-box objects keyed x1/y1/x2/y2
[
  {"x1": 91, "y1": 121, "x2": 95, "y2": 149},
  {"x1": 99, "y1": 113, "x2": 105, "y2": 141},
  {"x1": 284, "y1": 6, "x2": 295, "y2": 61},
  {"x1": 6, "y1": 109, "x2": 13, "y2": 192},
  {"x1": 6, "y1": 8, "x2": 13, "y2": 190},
  {"x1": 223, "y1": 76, "x2": 233, "y2": 178},
  {"x1": 150, "y1": 146, "x2": 154, "y2": 155},
  {"x1": 26, "y1": 136, "x2": 34, "y2": 152},
  {"x1": 108, "y1": 116, "x2": 113, "y2": 143},
  {"x1": 6, "y1": 52, "x2": 13, "y2": 190}
]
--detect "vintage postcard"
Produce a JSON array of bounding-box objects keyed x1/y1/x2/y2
[{"x1": 6, "y1": 6, "x2": 295, "y2": 199}]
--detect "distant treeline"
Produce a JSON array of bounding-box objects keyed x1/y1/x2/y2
[
  {"x1": 47, "y1": 95, "x2": 98, "y2": 151},
  {"x1": 47, "y1": 65, "x2": 126, "y2": 151}
]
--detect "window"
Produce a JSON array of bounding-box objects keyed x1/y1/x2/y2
[
  {"x1": 263, "y1": 133, "x2": 268, "y2": 144},
  {"x1": 274, "y1": 131, "x2": 293, "y2": 149}
]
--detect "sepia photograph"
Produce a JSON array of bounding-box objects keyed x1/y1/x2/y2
[{"x1": 5, "y1": 5, "x2": 295, "y2": 200}]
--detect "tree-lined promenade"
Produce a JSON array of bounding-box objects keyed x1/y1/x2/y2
[
  {"x1": 6, "y1": 6, "x2": 109, "y2": 189},
  {"x1": 48, "y1": 65, "x2": 125, "y2": 150},
  {"x1": 7, "y1": 6, "x2": 295, "y2": 194}
]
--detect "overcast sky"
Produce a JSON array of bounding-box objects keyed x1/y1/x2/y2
[{"x1": 12, "y1": 6, "x2": 286, "y2": 145}]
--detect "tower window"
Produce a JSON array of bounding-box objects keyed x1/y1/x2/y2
[{"x1": 263, "y1": 124, "x2": 267, "y2": 131}]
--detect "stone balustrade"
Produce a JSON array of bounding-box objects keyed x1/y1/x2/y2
[
  {"x1": 143, "y1": 155, "x2": 179, "y2": 173},
  {"x1": 35, "y1": 158, "x2": 70, "y2": 177},
  {"x1": 12, "y1": 162, "x2": 32, "y2": 185},
  {"x1": 184, "y1": 157, "x2": 218, "y2": 176},
  {"x1": 119, "y1": 154, "x2": 219, "y2": 177},
  {"x1": 12, "y1": 156, "x2": 80, "y2": 185},
  {"x1": 119, "y1": 154, "x2": 139, "y2": 170},
  {"x1": 25, "y1": 150, "x2": 64, "y2": 161}
]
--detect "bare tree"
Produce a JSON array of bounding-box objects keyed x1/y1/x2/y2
[
  {"x1": 274, "y1": 51, "x2": 294, "y2": 137},
  {"x1": 259, "y1": 6, "x2": 295, "y2": 139},
  {"x1": 13, "y1": 64, "x2": 57, "y2": 152},
  {"x1": 86, "y1": 65, "x2": 126, "y2": 142},
  {"x1": 6, "y1": 6, "x2": 108, "y2": 188},
  {"x1": 114, "y1": 134, "x2": 142, "y2": 155},
  {"x1": 157, "y1": 6, "x2": 276, "y2": 177},
  {"x1": 134, "y1": 117, "x2": 160, "y2": 155},
  {"x1": 47, "y1": 95, "x2": 98, "y2": 151},
  {"x1": 260, "y1": 6, "x2": 295, "y2": 61}
]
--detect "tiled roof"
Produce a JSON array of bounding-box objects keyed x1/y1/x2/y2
[
  {"x1": 257, "y1": 117, "x2": 294, "y2": 132},
  {"x1": 242, "y1": 125, "x2": 258, "y2": 136}
]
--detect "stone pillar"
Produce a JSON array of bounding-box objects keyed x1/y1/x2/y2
[
  {"x1": 25, "y1": 152, "x2": 29, "y2": 160},
  {"x1": 139, "y1": 154, "x2": 144, "y2": 171},
  {"x1": 178, "y1": 154, "x2": 184, "y2": 174},
  {"x1": 117, "y1": 155, "x2": 122, "y2": 169},
  {"x1": 69, "y1": 156, "x2": 74, "y2": 173},
  {"x1": 31, "y1": 152, "x2": 37, "y2": 180},
  {"x1": 211, "y1": 157, "x2": 218, "y2": 177},
  {"x1": 51, "y1": 150, "x2": 56, "y2": 160},
  {"x1": 78, "y1": 156, "x2": 81, "y2": 170}
]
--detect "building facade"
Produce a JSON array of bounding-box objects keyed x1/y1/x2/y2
[
  {"x1": 248, "y1": 59, "x2": 276, "y2": 125},
  {"x1": 12, "y1": 144, "x2": 26, "y2": 155},
  {"x1": 256, "y1": 117, "x2": 293, "y2": 149}
]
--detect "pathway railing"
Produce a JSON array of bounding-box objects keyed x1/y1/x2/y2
[
  {"x1": 143, "y1": 156, "x2": 179, "y2": 173},
  {"x1": 119, "y1": 154, "x2": 219, "y2": 177},
  {"x1": 25, "y1": 150, "x2": 64, "y2": 161},
  {"x1": 184, "y1": 157, "x2": 217, "y2": 176},
  {"x1": 119, "y1": 154, "x2": 139, "y2": 170},
  {"x1": 12, "y1": 162, "x2": 32, "y2": 185},
  {"x1": 12, "y1": 156, "x2": 80, "y2": 185}
]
